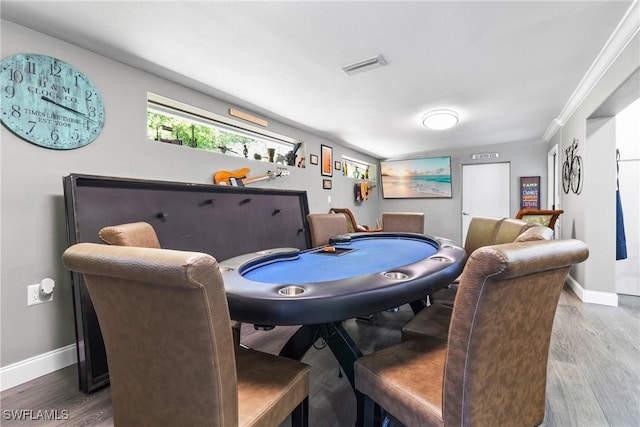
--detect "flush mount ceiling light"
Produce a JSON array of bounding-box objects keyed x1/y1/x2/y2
[{"x1": 422, "y1": 109, "x2": 459, "y2": 130}]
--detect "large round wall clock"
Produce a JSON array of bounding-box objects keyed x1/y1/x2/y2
[{"x1": 0, "y1": 53, "x2": 105, "y2": 149}]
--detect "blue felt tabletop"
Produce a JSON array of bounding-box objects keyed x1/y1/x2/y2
[{"x1": 243, "y1": 237, "x2": 437, "y2": 284}]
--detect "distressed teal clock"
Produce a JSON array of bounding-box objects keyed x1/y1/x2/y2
[{"x1": 0, "y1": 53, "x2": 105, "y2": 149}]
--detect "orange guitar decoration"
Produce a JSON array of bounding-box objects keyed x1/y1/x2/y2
[{"x1": 213, "y1": 167, "x2": 289, "y2": 186}]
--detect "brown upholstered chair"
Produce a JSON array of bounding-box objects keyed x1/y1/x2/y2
[
  {"x1": 330, "y1": 207, "x2": 382, "y2": 232},
  {"x1": 355, "y1": 238, "x2": 589, "y2": 427},
  {"x1": 513, "y1": 224, "x2": 555, "y2": 242},
  {"x1": 413, "y1": 224, "x2": 554, "y2": 340},
  {"x1": 62, "y1": 243, "x2": 310, "y2": 427},
  {"x1": 381, "y1": 212, "x2": 425, "y2": 234},
  {"x1": 462, "y1": 216, "x2": 505, "y2": 256},
  {"x1": 493, "y1": 217, "x2": 538, "y2": 244},
  {"x1": 99, "y1": 222, "x2": 241, "y2": 347},
  {"x1": 461, "y1": 217, "x2": 542, "y2": 256},
  {"x1": 307, "y1": 213, "x2": 349, "y2": 247},
  {"x1": 429, "y1": 218, "x2": 542, "y2": 307},
  {"x1": 98, "y1": 221, "x2": 161, "y2": 248},
  {"x1": 516, "y1": 208, "x2": 564, "y2": 229}
]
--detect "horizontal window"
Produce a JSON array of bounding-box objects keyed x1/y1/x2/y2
[
  {"x1": 342, "y1": 155, "x2": 376, "y2": 181},
  {"x1": 147, "y1": 93, "x2": 304, "y2": 166}
]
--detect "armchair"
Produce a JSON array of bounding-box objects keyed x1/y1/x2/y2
[
  {"x1": 381, "y1": 212, "x2": 425, "y2": 234},
  {"x1": 99, "y1": 222, "x2": 241, "y2": 346},
  {"x1": 307, "y1": 213, "x2": 349, "y2": 247},
  {"x1": 411, "y1": 223, "x2": 553, "y2": 340},
  {"x1": 355, "y1": 238, "x2": 589, "y2": 427},
  {"x1": 330, "y1": 208, "x2": 381, "y2": 232},
  {"x1": 62, "y1": 243, "x2": 310, "y2": 427}
]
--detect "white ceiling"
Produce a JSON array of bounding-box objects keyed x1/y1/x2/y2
[{"x1": 1, "y1": 1, "x2": 635, "y2": 159}]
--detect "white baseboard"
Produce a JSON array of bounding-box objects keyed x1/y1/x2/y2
[
  {"x1": 0, "y1": 344, "x2": 77, "y2": 392},
  {"x1": 566, "y1": 275, "x2": 619, "y2": 307}
]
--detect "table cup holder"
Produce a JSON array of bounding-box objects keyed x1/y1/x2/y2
[
  {"x1": 383, "y1": 271, "x2": 409, "y2": 280},
  {"x1": 278, "y1": 285, "x2": 306, "y2": 296}
]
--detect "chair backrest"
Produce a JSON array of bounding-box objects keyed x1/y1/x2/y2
[
  {"x1": 463, "y1": 216, "x2": 504, "y2": 255},
  {"x1": 493, "y1": 218, "x2": 537, "y2": 245},
  {"x1": 330, "y1": 208, "x2": 363, "y2": 232},
  {"x1": 62, "y1": 243, "x2": 238, "y2": 426},
  {"x1": 382, "y1": 212, "x2": 425, "y2": 233},
  {"x1": 98, "y1": 221, "x2": 161, "y2": 248},
  {"x1": 464, "y1": 217, "x2": 540, "y2": 257},
  {"x1": 99, "y1": 221, "x2": 243, "y2": 347},
  {"x1": 516, "y1": 208, "x2": 564, "y2": 229},
  {"x1": 307, "y1": 213, "x2": 349, "y2": 247},
  {"x1": 443, "y1": 239, "x2": 589, "y2": 426},
  {"x1": 514, "y1": 225, "x2": 554, "y2": 242},
  {"x1": 329, "y1": 208, "x2": 358, "y2": 232}
]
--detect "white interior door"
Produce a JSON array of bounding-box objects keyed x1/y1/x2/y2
[{"x1": 462, "y1": 163, "x2": 511, "y2": 243}]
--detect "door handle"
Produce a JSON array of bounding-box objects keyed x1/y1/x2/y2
[{"x1": 462, "y1": 212, "x2": 470, "y2": 216}]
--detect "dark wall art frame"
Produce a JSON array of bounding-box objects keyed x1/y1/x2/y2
[
  {"x1": 321, "y1": 144, "x2": 333, "y2": 177},
  {"x1": 520, "y1": 176, "x2": 541, "y2": 209}
]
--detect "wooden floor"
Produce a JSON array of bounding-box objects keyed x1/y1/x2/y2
[{"x1": 1, "y1": 285, "x2": 638, "y2": 426}]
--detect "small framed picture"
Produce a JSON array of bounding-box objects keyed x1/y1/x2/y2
[
  {"x1": 334, "y1": 161, "x2": 342, "y2": 171},
  {"x1": 310, "y1": 154, "x2": 319, "y2": 165},
  {"x1": 321, "y1": 145, "x2": 333, "y2": 177},
  {"x1": 323, "y1": 179, "x2": 332, "y2": 190},
  {"x1": 520, "y1": 176, "x2": 541, "y2": 209}
]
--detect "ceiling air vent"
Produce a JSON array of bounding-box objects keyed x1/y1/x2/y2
[{"x1": 342, "y1": 55, "x2": 387, "y2": 76}]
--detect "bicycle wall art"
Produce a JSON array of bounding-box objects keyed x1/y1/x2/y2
[{"x1": 563, "y1": 138, "x2": 583, "y2": 195}]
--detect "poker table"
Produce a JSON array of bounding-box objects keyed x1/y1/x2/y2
[{"x1": 219, "y1": 232, "x2": 466, "y2": 393}]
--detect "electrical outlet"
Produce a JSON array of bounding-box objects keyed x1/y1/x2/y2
[{"x1": 27, "y1": 284, "x2": 53, "y2": 306}]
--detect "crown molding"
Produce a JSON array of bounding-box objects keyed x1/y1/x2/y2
[{"x1": 544, "y1": 0, "x2": 640, "y2": 141}]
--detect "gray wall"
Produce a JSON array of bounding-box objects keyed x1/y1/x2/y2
[
  {"x1": 0, "y1": 21, "x2": 381, "y2": 367},
  {"x1": 380, "y1": 140, "x2": 549, "y2": 245},
  {"x1": 549, "y1": 33, "x2": 639, "y2": 294}
]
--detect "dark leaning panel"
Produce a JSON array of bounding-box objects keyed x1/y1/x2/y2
[{"x1": 63, "y1": 173, "x2": 311, "y2": 392}]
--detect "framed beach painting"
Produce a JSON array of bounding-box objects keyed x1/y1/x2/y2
[{"x1": 380, "y1": 156, "x2": 452, "y2": 199}]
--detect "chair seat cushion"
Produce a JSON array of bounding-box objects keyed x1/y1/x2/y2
[
  {"x1": 401, "y1": 303, "x2": 452, "y2": 342},
  {"x1": 355, "y1": 339, "x2": 446, "y2": 427},
  {"x1": 236, "y1": 347, "x2": 310, "y2": 427}
]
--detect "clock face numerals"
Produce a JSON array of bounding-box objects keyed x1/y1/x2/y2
[{"x1": 0, "y1": 53, "x2": 105, "y2": 149}]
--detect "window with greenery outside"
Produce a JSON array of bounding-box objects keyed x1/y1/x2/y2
[{"x1": 147, "y1": 107, "x2": 300, "y2": 165}]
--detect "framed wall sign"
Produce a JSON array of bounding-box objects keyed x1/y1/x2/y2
[
  {"x1": 323, "y1": 179, "x2": 332, "y2": 189},
  {"x1": 520, "y1": 176, "x2": 540, "y2": 209},
  {"x1": 321, "y1": 145, "x2": 333, "y2": 177},
  {"x1": 310, "y1": 154, "x2": 318, "y2": 165}
]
